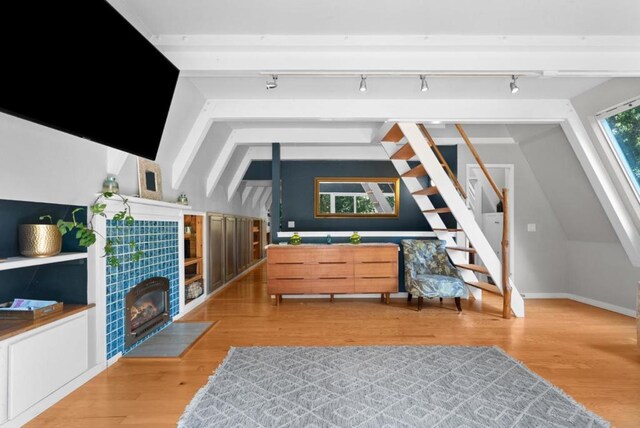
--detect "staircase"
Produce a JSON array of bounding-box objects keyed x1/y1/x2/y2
[{"x1": 378, "y1": 122, "x2": 525, "y2": 318}]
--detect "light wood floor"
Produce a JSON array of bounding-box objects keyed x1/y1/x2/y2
[{"x1": 30, "y1": 261, "x2": 639, "y2": 427}]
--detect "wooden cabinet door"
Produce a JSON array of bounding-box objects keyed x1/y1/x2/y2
[
  {"x1": 224, "y1": 216, "x2": 236, "y2": 281},
  {"x1": 208, "y1": 214, "x2": 224, "y2": 293}
]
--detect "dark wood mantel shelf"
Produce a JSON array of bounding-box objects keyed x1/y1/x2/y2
[{"x1": 0, "y1": 303, "x2": 95, "y2": 342}]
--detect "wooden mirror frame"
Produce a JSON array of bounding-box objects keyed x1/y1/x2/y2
[{"x1": 314, "y1": 177, "x2": 400, "y2": 218}]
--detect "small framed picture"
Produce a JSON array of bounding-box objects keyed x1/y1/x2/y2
[{"x1": 137, "y1": 158, "x2": 163, "y2": 200}]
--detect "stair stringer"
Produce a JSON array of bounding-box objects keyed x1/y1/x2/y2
[
  {"x1": 380, "y1": 140, "x2": 483, "y2": 301},
  {"x1": 397, "y1": 123, "x2": 525, "y2": 317}
]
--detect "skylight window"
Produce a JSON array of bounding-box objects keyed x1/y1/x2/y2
[{"x1": 598, "y1": 99, "x2": 640, "y2": 201}]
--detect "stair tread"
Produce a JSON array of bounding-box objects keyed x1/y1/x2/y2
[
  {"x1": 465, "y1": 281, "x2": 501, "y2": 294},
  {"x1": 423, "y1": 207, "x2": 452, "y2": 214},
  {"x1": 391, "y1": 143, "x2": 416, "y2": 160},
  {"x1": 456, "y1": 264, "x2": 490, "y2": 274},
  {"x1": 433, "y1": 228, "x2": 464, "y2": 232},
  {"x1": 382, "y1": 124, "x2": 405, "y2": 142},
  {"x1": 402, "y1": 164, "x2": 427, "y2": 178},
  {"x1": 412, "y1": 186, "x2": 439, "y2": 196},
  {"x1": 447, "y1": 246, "x2": 477, "y2": 253}
]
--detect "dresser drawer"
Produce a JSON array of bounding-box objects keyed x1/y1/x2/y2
[
  {"x1": 269, "y1": 279, "x2": 314, "y2": 294},
  {"x1": 268, "y1": 264, "x2": 311, "y2": 279},
  {"x1": 313, "y1": 248, "x2": 353, "y2": 264},
  {"x1": 313, "y1": 263, "x2": 353, "y2": 279},
  {"x1": 354, "y1": 278, "x2": 398, "y2": 293},
  {"x1": 267, "y1": 248, "x2": 309, "y2": 264},
  {"x1": 354, "y1": 262, "x2": 397, "y2": 278},
  {"x1": 312, "y1": 278, "x2": 354, "y2": 294},
  {"x1": 352, "y1": 247, "x2": 397, "y2": 263}
]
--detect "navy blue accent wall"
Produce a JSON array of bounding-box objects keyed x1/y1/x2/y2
[
  {"x1": 245, "y1": 160, "x2": 273, "y2": 180},
  {"x1": 0, "y1": 199, "x2": 87, "y2": 258},
  {"x1": 279, "y1": 152, "x2": 457, "y2": 232},
  {"x1": 0, "y1": 260, "x2": 88, "y2": 304},
  {"x1": 0, "y1": 199, "x2": 88, "y2": 303}
]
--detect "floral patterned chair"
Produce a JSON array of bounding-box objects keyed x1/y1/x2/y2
[{"x1": 402, "y1": 239, "x2": 469, "y2": 311}]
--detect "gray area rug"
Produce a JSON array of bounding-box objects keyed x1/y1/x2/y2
[
  {"x1": 124, "y1": 322, "x2": 213, "y2": 358},
  {"x1": 179, "y1": 346, "x2": 608, "y2": 427}
]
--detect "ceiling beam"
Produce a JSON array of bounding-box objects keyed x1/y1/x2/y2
[
  {"x1": 226, "y1": 127, "x2": 375, "y2": 144},
  {"x1": 241, "y1": 185, "x2": 254, "y2": 205},
  {"x1": 106, "y1": 148, "x2": 129, "y2": 176},
  {"x1": 153, "y1": 35, "x2": 640, "y2": 77},
  {"x1": 198, "y1": 99, "x2": 546, "y2": 197},
  {"x1": 259, "y1": 187, "x2": 272, "y2": 210},
  {"x1": 171, "y1": 101, "x2": 213, "y2": 189},
  {"x1": 252, "y1": 187, "x2": 265, "y2": 208},
  {"x1": 242, "y1": 180, "x2": 272, "y2": 188},
  {"x1": 202, "y1": 98, "x2": 572, "y2": 122}
]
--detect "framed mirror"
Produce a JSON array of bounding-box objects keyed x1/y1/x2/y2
[{"x1": 314, "y1": 177, "x2": 400, "y2": 218}]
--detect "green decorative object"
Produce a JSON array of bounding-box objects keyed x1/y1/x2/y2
[
  {"x1": 40, "y1": 192, "x2": 142, "y2": 268},
  {"x1": 350, "y1": 231, "x2": 361, "y2": 245},
  {"x1": 289, "y1": 232, "x2": 302, "y2": 245}
]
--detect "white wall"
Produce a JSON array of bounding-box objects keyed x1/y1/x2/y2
[
  {"x1": 572, "y1": 78, "x2": 640, "y2": 233},
  {"x1": 458, "y1": 144, "x2": 569, "y2": 295},
  {"x1": 0, "y1": 77, "x2": 265, "y2": 220},
  {"x1": 564, "y1": 79, "x2": 640, "y2": 311},
  {"x1": 501, "y1": 120, "x2": 639, "y2": 313}
]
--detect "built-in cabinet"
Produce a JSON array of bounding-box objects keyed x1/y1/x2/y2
[
  {"x1": 183, "y1": 214, "x2": 204, "y2": 305},
  {"x1": 210, "y1": 213, "x2": 265, "y2": 291},
  {"x1": 0, "y1": 198, "x2": 95, "y2": 427},
  {"x1": 208, "y1": 214, "x2": 224, "y2": 294}
]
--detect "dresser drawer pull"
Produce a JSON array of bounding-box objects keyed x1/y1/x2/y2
[
  {"x1": 318, "y1": 262, "x2": 347, "y2": 264},
  {"x1": 318, "y1": 277, "x2": 347, "y2": 280},
  {"x1": 276, "y1": 277, "x2": 306, "y2": 280},
  {"x1": 360, "y1": 261, "x2": 392, "y2": 264}
]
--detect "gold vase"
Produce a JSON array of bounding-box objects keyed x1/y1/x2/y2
[{"x1": 19, "y1": 225, "x2": 62, "y2": 257}]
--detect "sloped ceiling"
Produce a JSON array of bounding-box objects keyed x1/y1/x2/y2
[{"x1": 508, "y1": 124, "x2": 618, "y2": 243}]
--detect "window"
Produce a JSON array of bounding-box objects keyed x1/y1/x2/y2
[{"x1": 597, "y1": 98, "x2": 640, "y2": 201}]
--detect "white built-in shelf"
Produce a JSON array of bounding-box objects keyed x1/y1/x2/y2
[
  {"x1": 0, "y1": 252, "x2": 88, "y2": 271},
  {"x1": 96, "y1": 194, "x2": 191, "y2": 211}
]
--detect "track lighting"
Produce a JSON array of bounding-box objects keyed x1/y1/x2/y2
[
  {"x1": 420, "y1": 75, "x2": 429, "y2": 92},
  {"x1": 510, "y1": 75, "x2": 519, "y2": 94},
  {"x1": 266, "y1": 74, "x2": 278, "y2": 90},
  {"x1": 359, "y1": 75, "x2": 367, "y2": 92}
]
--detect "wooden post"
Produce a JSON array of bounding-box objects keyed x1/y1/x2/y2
[{"x1": 501, "y1": 188, "x2": 512, "y2": 319}]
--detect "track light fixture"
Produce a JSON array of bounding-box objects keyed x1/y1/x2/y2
[
  {"x1": 510, "y1": 75, "x2": 519, "y2": 94},
  {"x1": 420, "y1": 75, "x2": 429, "y2": 92},
  {"x1": 266, "y1": 74, "x2": 278, "y2": 90},
  {"x1": 359, "y1": 75, "x2": 367, "y2": 92}
]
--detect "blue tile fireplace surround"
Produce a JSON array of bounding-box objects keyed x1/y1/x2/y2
[{"x1": 105, "y1": 219, "x2": 179, "y2": 359}]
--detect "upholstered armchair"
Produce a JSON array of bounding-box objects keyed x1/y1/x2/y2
[{"x1": 402, "y1": 239, "x2": 469, "y2": 311}]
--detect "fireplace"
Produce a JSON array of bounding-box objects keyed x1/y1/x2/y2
[{"x1": 124, "y1": 277, "x2": 170, "y2": 348}]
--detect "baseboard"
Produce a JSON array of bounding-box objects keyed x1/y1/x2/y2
[
  {"x1": 176, "y1": 258, "x2": 266, "y2": 319},
  {"x1": 3, "y1": 363, "x2": 105, "y2": 427},
  {"x1": 567, "y1": 294, "x2": 636, "y2": 317},
  {"x1": 208, "y1": 259, "x2": 265, "y2": 298},
  {"x1": 524, "y1": 293, "x2": 636, "y2": 317},
  {"x1": 107, "y1": 352, "x2": 123, "y2": 367},
  {"x1": 523, "y1": 293, "x2": 571, "y2": 299}
]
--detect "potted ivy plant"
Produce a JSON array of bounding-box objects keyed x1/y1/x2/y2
[{"x1": 21, "y1": 192, "x2": 143, "y2": 267}]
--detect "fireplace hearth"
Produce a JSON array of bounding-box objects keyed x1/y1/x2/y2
[{"x1": 125, "y1": 277, "x2": 170, "y2": 348}]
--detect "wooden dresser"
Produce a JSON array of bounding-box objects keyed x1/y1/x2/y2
[{"x1": 267, "y1": 243, "x2": 398, "y2": 304}]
